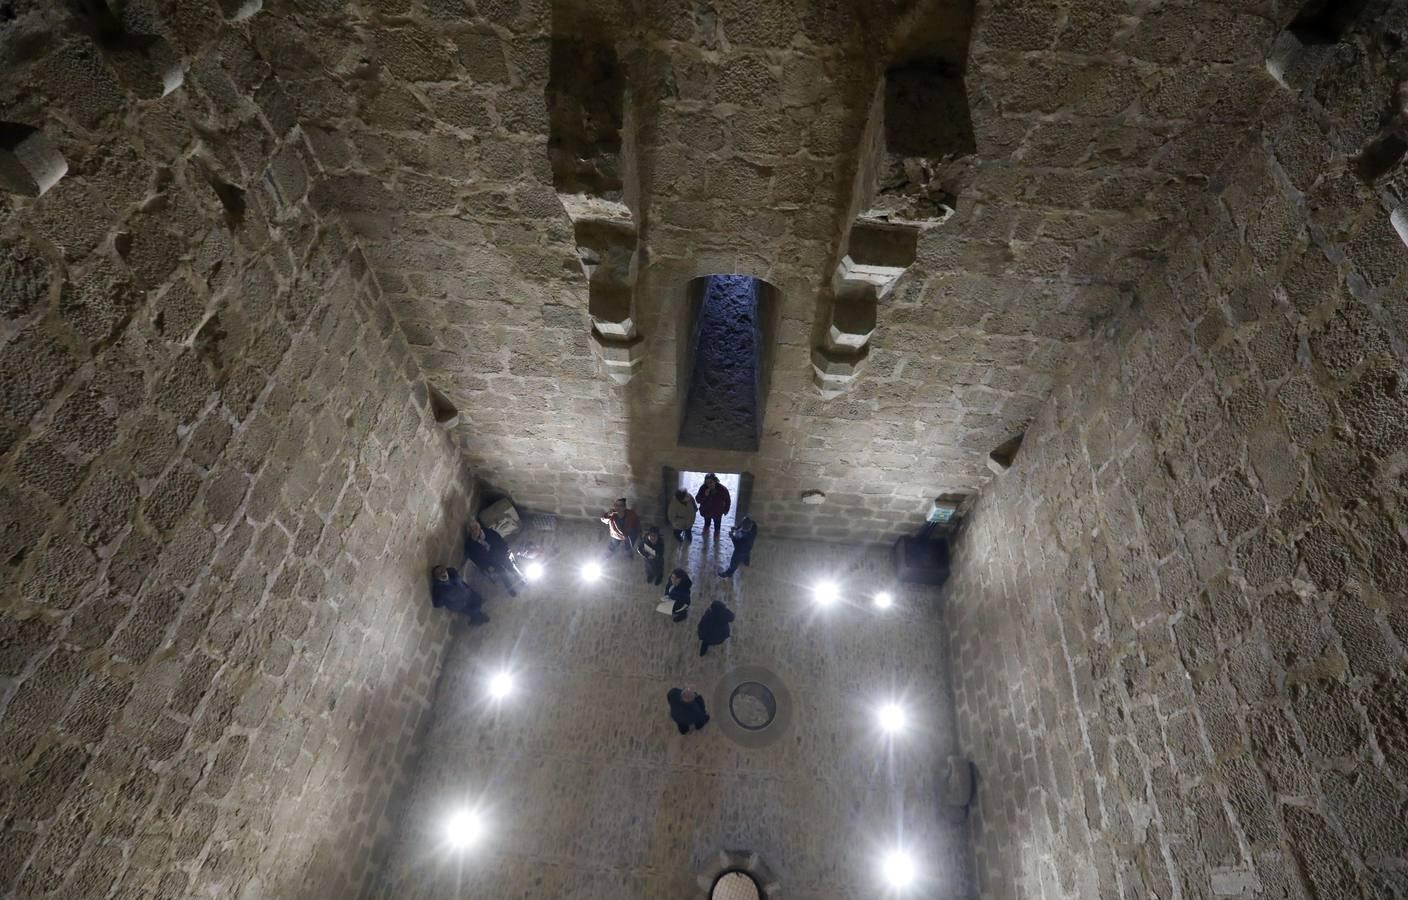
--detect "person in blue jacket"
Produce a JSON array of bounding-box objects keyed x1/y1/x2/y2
[
  {"x1": 430, "y1": 566, "x2": 487, "y2": 625},
  {"x1": 664, "y1": 568, "x2": 692, "y2": 622},
  {"x1": 667, "y1": 688, "x2": 709, "y2": 734},
  {"x1": 697, "y1": 600, "x2": 735, "y2": 657},
  {"x1": 718, "y1": 516, "x2": 757, "y2": 578}
]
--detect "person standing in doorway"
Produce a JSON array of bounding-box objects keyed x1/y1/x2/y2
[
  {"x1": 667, "y1": 488, "x2": 698, "y2": 543},
  {"x1": 666, "y1": 688, "x2": 710, "y2": 734},
  {"x1": 638, "y1": 526, "x2": 665, "y2": 585},
  {"x1": 464, "y1": 519, "x2": 524, "y2": 597},
  {"x1": 600, "y1": 498, "x2": 641, "y2": 558},
  {"x1": 718, "y1": 516, "x2": 757, "y2": 578},
  {"x1": 664, "y1": 568, "x2": 692, "y2": 622},
  {"x1": 697, "y1": 599, "x2": 735, "y2": 657},
  {"x1": 695, "y1": 473, "x2": 731, "y2": 538}
]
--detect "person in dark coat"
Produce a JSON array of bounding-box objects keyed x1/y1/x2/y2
[
  {"x1": 664, "y1": 568, "x2": 692, "y2": 622},
  {"x1": 637, "y1": 526, "x2": 665, "y2": 585},
  {"x1": 694, "y1": 474, "x2": 731, "y2": 538},
  {"x1": 465, "y1": 519, "x2": 524, "y2": 596},
  {"x1": 718, "y1": 516, "x2": 757, "y2": 578},
  {"x1": 430, "y1": 565, "x2": 488, "y2": 624},
  {"x1": 667, "y1": 688, "x2": 710, "y2": 734},
  {"x1": 600, "y1": 498, "x2": 642, "y2": 557},
  {"x1": 697, "y1": 600, "x2": 735, "y2": 657}
]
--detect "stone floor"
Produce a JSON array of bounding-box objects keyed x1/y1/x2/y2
[{"x1": 371, "y1": 518, "x2": 970, "y2": 898}]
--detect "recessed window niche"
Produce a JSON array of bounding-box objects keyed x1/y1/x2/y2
[{"x1": 677, "y1": 275, "x2": 779, "y2": 453}]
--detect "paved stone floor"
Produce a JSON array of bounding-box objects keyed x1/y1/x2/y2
[{"x1": 373, "y1": 519, "x2": 970, "y2": 898}]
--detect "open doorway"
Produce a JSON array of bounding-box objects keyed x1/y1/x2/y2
[
  {"x1": 663, "y1": 468, "x2": 754, "y2": 574},
  {"x1": 677, "y1": 470, "x2": 740, "y2": 536}
]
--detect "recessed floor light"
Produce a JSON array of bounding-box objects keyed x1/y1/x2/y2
[
  {"x1": 882, "y1": 849, "x2": 916, "y2": 889},
  {"x1": 878, "y1": 702, "x2": 907, "y2": 734},
  {"x1": 446, "y1": 809, "x2": 485, "y2": 849},
  {"x1": 487, "y1": 671, "x2": 514, "y2": 700}
]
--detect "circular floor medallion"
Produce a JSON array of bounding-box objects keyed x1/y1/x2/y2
[
  {"x1": 711, "y1": 870, "x2": 762, "y2": 900},
  {"x1": 729, "y1": 682, "x2": 778, "y2": 731}
]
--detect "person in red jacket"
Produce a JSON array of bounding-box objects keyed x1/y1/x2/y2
[{"x1": 695, "y1": 473, "x2": 731, "y2": 538}]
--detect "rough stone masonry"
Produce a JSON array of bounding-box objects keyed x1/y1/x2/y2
[
  {"x1": 2, "y1": 0, "x2": 1407, "y2": 898},
  {"x1": 946, "y1": 1, "x2": 1408, "y2": 896},
  {"x1": 2, "y1": 3, "x2": 474, "y2": 896}
]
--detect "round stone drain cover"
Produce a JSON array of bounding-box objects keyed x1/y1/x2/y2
[
  {"x1": 711, "y1": 870, "x2": 762, "y2": 900},
  {"x1": 713, "y1": 665, "x2": 793, "y2": 748},
  {"x1": 729, "y1": 682, "x2": 778, "y2": 731}
]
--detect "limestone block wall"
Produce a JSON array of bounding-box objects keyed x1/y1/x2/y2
[
  {"x1": 943, "y1": 8, "x2": 1408, "y2": 896},
  {"x1": 1, "y1": 5, "x2": 472, "y2": 897},
  {"x1": 242, "y1": 0, "x2": 1288, "y2": 547}
]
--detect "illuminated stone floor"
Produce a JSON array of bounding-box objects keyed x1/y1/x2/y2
[{"x1": 372, "y1": 518, "x2": 970, "y2": 898}]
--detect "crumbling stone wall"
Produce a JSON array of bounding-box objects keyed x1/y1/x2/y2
[
  {"x1": 1, "y1": 5, "x2": 472, "y2": 896},
  {"x1": 944, "y1": 4, "x2": 1408, "y2": 895}
]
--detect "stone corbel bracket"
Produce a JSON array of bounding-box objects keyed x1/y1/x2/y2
[
  {"x1": 813, "y1": 57, "x2": 972, "y2": 398},
  {"x1": 548, "y1": 26, "x2": 643, "y2": 384},
  {"x1": 812, "y1": 221, "x2": 916, "y2": 398},
  {"x1": 572, "y1": 212, "x2": 644, "y2": 384}
]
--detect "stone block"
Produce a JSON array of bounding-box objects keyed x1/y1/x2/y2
[
  {"x1": 811, "y1": 344, "x2": 868, "y2": 397},
  {"x1": 837, "y1": 222, "x2": 919, "y2": 296},
  {"x1": 826, "y1": 289, "x2": 877, "y2": 350},
  {"x1": 589, "y1": 329, "x2": 643, "y2": 383},
  {"x1": 588, "y1": 280, "x2": 636, "y2": 339},
  {"x1": 217, "y1": 0, "x2": 262, "y2": 21},
  {"x1": 0, "y1": 124, "x2": 68, "y2": 197}
]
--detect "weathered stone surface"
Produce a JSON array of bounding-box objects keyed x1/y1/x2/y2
[
  {"x1": 944, "y1": 8, "x2": 1408, "y2": 895},
  {"x1": 5, "y1": 1, "x2": 1406, "y2": 897},
  {"x1": 0, "y1": 9, "x2": 474, "y2": 898}
]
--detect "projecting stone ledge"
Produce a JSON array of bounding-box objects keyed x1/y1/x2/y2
[
  {"x1": 811, "y1": 345, "x2": 869, "y2": 399},
  {"x1": 590, "y1": 329, "x2": 644, "y2": 384},
  {"x1": 836, "y1": 221, "x2": 920, "y2": 298}
]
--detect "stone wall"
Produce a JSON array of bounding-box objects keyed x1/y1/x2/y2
[
  {"x1": 1, "y1": 5, "x2": 472, "y2": 897},
  {"x1": 944, "y1": 5, "x2": 1408, "y2": 896},
  {"x1": 241, "y1": 0, "x2": 1286, "y2": 546}
]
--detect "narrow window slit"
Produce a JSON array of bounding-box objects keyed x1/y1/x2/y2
[{"x1": 678, "y1": 275, "x2": 777, "y2": 452}]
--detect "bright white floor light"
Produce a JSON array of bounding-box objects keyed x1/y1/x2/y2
[
  {"x1": 487, "y1": 671, "x2": 514, "y2": 700},
  {"x1": 882, "y1": 850, "x2": 917, "y2": 890},
  {"x1": 878, "y1": 702, "x2": 908, "y2": 734},
  {"x1": 814, "y1": 581, "x2": 840, "y2": 606},
  {"x1": 445, "y1": 809, "x2": 485, "y2": 849},
  {"x1": 581, "y1": 561, "x2": 603, "y2": 582},
  {"x1": 874, "y1": 591, "x2": 894, "y2": 609},
  {"x1": 523, "y1": 561, "x2": 545, "y2": 582}
]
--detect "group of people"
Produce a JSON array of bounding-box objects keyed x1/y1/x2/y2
[
  {"x1": 601, "y1": 473, "x2": 759, "y2": 589},
  {"x1": 429, "y1": 474, "x2": 760, "y2": 737},
  {"x1": 600, "y1": 474, "x2": 757, "y2": 734},
  {"x1": 429, "y1": 519, "x2": 523, "y2": 626}
]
